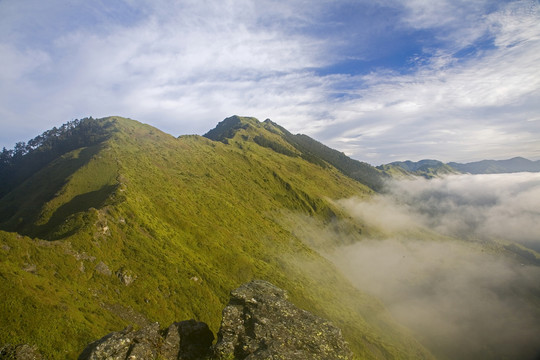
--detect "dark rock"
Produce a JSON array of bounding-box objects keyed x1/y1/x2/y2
[
  {"x1": 0, "y1": 343, "x2": 43, "y2": 360},
  {"x1": 160, "y1": 323, "x2": 181, "y2": 359},
  {"x1": 78, "y1": 322, "x2": 161, "y2": 360},
  {"x1": 163, "y1": 320, "x2": 214, "y2": 360},
  {"x1": 78, "y1": 320, "x2": 213, "y2": 360},
  {"x1": 79, "y1": 280, "x2": 354, "y2": 360},
  {"x1": 212, "y1": 280, "x2": 354, "y2": 360},
  {"x1": 178, "y1": 320, "x2": 214, "y2": 359}
]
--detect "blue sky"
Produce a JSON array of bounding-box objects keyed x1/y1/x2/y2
[{"x1": 1, "y1": 0, "x2": 539, "y2": 164}]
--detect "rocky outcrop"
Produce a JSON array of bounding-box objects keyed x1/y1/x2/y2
[
  {"x1": 212, "y1": 280, "x2": 354, "y2": 360},
  {"x1": 78, "y1": 322, "x2": 161, "y2": 360},
  {"x1": 115, "y1": 268, "x2": 136, "y2": 286},
  {"x1": 78, "y1": 321, "x2": 213, "y2": 360},
  {"x1": 78, "y1": 280, "x2": 354, "y2": 360},
  {"x1": 94, "y1": 261, "x2": 112, "y2": 276},
  {"x1": 0, "y1": 344, "x2": 43, "y2": 360}
]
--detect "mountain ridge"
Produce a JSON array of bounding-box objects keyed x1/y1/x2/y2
[
  {"x1": 379, "y1": 157, "x2": 540, "y2": 178},
  {"x1": 377, "y1": 159, "x2": 459, "y2": 179},
  {"x1": 204, "y1": 115, "x2": 387, "y2": 191},
  {"x1": 448, "y1": 156, "x2": 540, "y2": 174},
  {"x1": 0, "y1": 116, "x2": 432, "y2": 359}
]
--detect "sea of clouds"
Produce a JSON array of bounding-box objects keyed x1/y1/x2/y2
[
  {"x1": 341, "y1": 172, "x2": 540, "y2": 249},
  {"x1": 326, "y1": 173, "x2": 540, "y2": 359}
]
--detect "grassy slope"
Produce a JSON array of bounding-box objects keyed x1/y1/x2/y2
[{"x1": 0, "y1": 117, "x2": 432, "y2": 359}]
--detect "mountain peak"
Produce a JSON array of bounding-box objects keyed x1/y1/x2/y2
[{"x1": 203, "y1": 115, "x2": 261, "y2": 142}]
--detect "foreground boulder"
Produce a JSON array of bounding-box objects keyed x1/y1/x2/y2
[
  {"x1": 78, "y1": 280, "x2": 354, "y2": 359},
  {"x1": 78, "y1": 321, "x2": 213, "y2": 360},
  {"x1": 0, "y1": 344, "x2": 43, "y2": 360},
  {"x1": 212, "y1": 280, "x2": 354, "y2": 360}
]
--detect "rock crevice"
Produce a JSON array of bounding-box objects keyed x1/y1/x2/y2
[{"x1": 78, "y1": 280, "x2": 354, "y2": 360}]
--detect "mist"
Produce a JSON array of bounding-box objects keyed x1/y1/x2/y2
[
  {"x1": 383, "y1": 172, "x2": 540, "y2": 250},
  {"x1": 317, "y1": 173, "x2": 540, "y2": 359}
]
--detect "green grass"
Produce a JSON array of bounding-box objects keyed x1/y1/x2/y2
[{"x1": 0, "y1": 117, "x2": 433, "y2": 359}]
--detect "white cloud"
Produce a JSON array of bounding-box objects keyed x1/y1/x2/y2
[
  {"x1": 376, "y1": 173, "x2": 540, "y2": 249},
  {"x1": 0, "y1": 0, "x2": 539, "y2": 164},
  {"x1": 283, "y1": 173, "x2": 540, "y2": 359},
  {"x1": 323, "y1": 1, "x2": 540, "y2": 163},
  {"x1": 331, "y1": 237, "x2": 540, "y2": 360},
  {"x1": 0, "y1": 0, "x2": 332, "y2": 143},
  {"x1": 397, "y1": 0, "x2": 493, "y2": 44},
  {"x1": 0, "y1": 44, "x2": 50, "y2": 82},
  {"x1": 322, "y1": 172, "x2": 540, "y2": 359}
]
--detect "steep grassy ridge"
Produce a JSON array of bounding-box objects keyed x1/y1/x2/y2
[
  {"x1": 0, "y1": 117, "x2": 432, "y2": 359},
  {"x1": 205, "y1": 116, "x2": 387, "y2": 191}
]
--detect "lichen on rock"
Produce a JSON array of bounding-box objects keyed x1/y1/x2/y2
[
  {"x1": 212, "y1": 280, "x2": 354, "y2": 360},
  {"x1": 78, "y1": 280, "x2": 354, "y2": 360},
  {"x1": 78, "y1": 320, "x2": 213, "y2": 360},
  {"x1": 0, "y1": 343, "x2": 43, "y2": 360}
]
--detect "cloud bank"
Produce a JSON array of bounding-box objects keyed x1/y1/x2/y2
[
  {"x1": 332, "y1": 238, "x2": 540, "y2": 360},
  {"x1": 380, "y1": 172, "x2": 540, "y2": 250},
  {"x1": 320, "y1": 173, "x2": 540, "y2": 359}
]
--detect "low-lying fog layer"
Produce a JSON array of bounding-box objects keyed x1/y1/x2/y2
[
  {"x1": 344, "y1": 172, "x2": 540, "y2": 250},
  {"x1": 331, "y1": 173, "x2": 540, "y2": 360}
]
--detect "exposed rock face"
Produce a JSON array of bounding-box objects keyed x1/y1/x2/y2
[
  {"x1": 78, "y1": 322, "x2": 161, "y2": 360},
  {"x1": 212, "y1": 280, "x2": 354, "y2": 360},
  {"x1": 78, "y1": 280, "x2": 353, "y2": 360},
  {"x1": 78, "y1": 321, "x2": 213, "y2": 360},
  {"x1": 94, "y1": 261, "x2": 112, "y2": 276},
  {"x1": 162, "y1": 320, "x2": 215, "y2": 360},
  {"x1": 0, "y1": 344, "x2": 43, "y2": 360},
  {"x1": 115, "y1": 268, "x2": 136, "y2": 286}
]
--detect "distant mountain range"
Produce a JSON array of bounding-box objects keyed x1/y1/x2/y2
[
  {"x1": 378, "y1": 157, "x2": 540, "y2": 178},
  {"x1": 448, "y1": 157, "x2": 540, "y2": 174}
]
